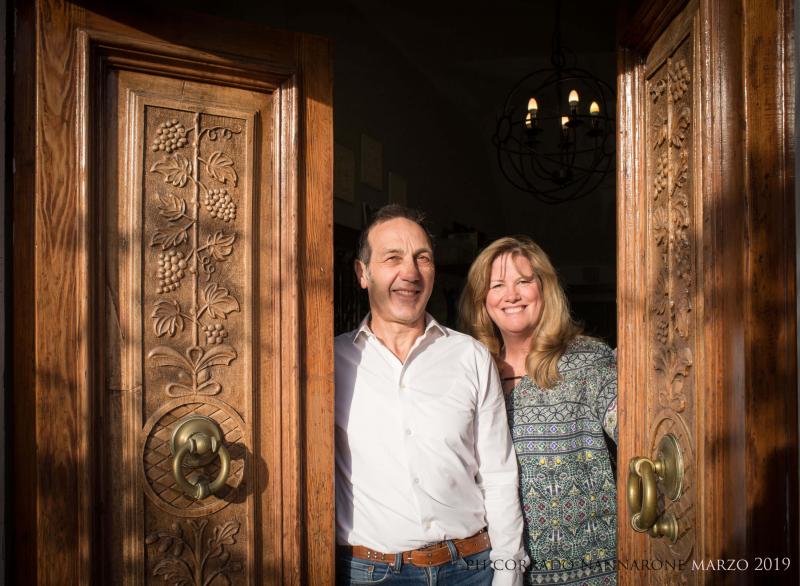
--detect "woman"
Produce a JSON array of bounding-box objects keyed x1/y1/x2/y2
[{"x1": 459, "y1": 236, "x2": 617, "y2": 586}]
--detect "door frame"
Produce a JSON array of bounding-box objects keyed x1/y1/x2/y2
[
  {"x1": 8, "y1": 1, "x2": 334, "y2": 583},
  {"x1": 617, "y1": 0, "x2": 797, "y2": 580}
]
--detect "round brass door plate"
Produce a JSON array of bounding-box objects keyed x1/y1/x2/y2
[{"x1": 657, "y1": 433, "x2": 684, "y2": 501}]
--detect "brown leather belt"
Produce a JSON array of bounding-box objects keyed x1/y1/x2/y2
[{"x1": 340, "y1": 529, "x2": 490, "y2": 568}]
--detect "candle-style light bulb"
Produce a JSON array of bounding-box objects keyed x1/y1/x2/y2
[
  {"x1": 568, "y1": 90, "x2": 579, "y2": 107},
  {"x1": 527, "y1": 97, "x2": 538, "y2": 115},
  {"x1": 590, "y1": 101, "x2": 600, "y2": 116},
  {"x1": 561, "y1": 116, "x2": 570, "y2": 128}
]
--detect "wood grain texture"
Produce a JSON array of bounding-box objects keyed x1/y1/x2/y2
[
  {"x1": 701, "y1": 0, "x2": 747, "y2": 567},
  {"x1": 35, "y1": 1, "x2": 85, "y2": 583},
  {"x1": 298, "y1": 34, "x2": 335, "y2": 586},
  {"x1": 13, "y1": 1, "x2": 336, "y2": 583},
  {"x1": 742, "y1": 0, "x2": 798, "y2": 575},
  {"x1": 615, "y1": 44, "x2": 648, "y2": 581}
]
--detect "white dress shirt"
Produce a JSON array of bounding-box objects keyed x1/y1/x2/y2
[{"x1": 335, "y1": 314, "x2": 527, "y2": 584}]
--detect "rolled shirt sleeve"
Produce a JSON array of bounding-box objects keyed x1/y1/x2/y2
[{"x1": 473, "y1": 345, "x2": 529, "y2": 584}]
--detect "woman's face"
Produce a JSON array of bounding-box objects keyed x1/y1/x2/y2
[{"x1": 484, "y1": 252, "x2": 543, "y2": 340}]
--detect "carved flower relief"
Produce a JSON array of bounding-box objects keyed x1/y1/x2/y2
[
  {"x1": 653, "y1": 203, "x2": 670, "y2": 250},
  {"x1": 669, "y1": 59, "x2": 691, "y2": 104},
  {"x1": 653, "y1": 345, "x2": 692, "y2": 412}
]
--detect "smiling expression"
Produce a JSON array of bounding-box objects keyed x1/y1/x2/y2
[
  {"x1": 485, "y1": 252, "x2": 543, "y2": 339},
  {"x1": 356, "y1": 218, "x2": 435, "y2": 331}
]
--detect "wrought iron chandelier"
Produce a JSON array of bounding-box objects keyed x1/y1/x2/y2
[{"x1": 492, "y1": 4, "x2": 615, "y2": 204}]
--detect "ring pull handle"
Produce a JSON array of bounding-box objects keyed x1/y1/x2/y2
[
  {"x1": 626, "y1": 433, "x2": 684, "y2": 542},
  {"x1": 170, "y1": 415, "x2": 231, "y2": 500},
  {"x1": 628, "y1": 457, "x2": 660, "y2": 531}
]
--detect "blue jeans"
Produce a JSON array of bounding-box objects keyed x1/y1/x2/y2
[{"x1": 337, "y1": 543, "x2": 493, "y2": 585}]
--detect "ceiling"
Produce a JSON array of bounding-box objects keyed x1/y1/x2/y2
[{"x1": 347, "y1": 0, "x2": 619, "y2": 63}]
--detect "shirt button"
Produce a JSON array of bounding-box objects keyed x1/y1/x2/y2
[
  {"x1": 413, "y1": 477, "x2": 420, "y2": 485},
  {"x1": 405, "y1": 428, "x2": 412, "y2": 436}
]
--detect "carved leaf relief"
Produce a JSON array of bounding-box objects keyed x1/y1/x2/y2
[
  {"x1": 151, "y1": 225, "x2": 190, "y2": 251},
  {"x1": 653, "y1": 346, "x2": 692, "y2": 412},
  {"x1": 652, "y1": 116, "x2": 668, "y2": 150},
  {"x1": 653, "y1": 205, "x2": 669, "y2": 248},
  {"x1": 650, "y1": 77, "x2": 668, "y2": 103},
  {"x1": 146, "y1": 519, "x2": 243, "y2": 586},
  {"x1": 152, "y1": 299, "x2": 185, "y2": 337},
  {"x1": 204, "y1": 151, "x2": 239, "y2": 186},
  {"x1": 202, "y1": 283, "x2": 240, "y2": 320},
  {"x1": 671, "y1": 107, "x2": 691, "y2": 149},
  {"x1": 157, "y1": 192, "x2": 188, "y2": 221},
  {"x1": 148, "y1": 344, "x2": 237, "y2": 397},
  {"x1": 151, "y1": 153, "x2": 192, "y2": 187},
  {"x1": 203, "y1": 232, "x2": 236, "y2": 262}
]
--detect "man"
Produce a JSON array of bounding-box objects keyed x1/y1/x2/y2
[{"x1": 335, "y1": 204, "x2": 527, "y2": 585}]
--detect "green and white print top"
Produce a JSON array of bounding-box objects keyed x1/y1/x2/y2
[{"x1": 506, "y1": 337, "x2": 617, "y2": 586}]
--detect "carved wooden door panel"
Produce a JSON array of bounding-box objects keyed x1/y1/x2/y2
[
  {"x1": 618, "y1": 4, "x2": 701, "y2": 582},
  {"x1": 10, "y1": 2, "x2": 334, "y2": 584},
  {"x1": 617, "y1": 0, "x2": 797, "y2": 583},
  {"x1": 104, "y1": 70, "x2": 275, "y2": 585}
]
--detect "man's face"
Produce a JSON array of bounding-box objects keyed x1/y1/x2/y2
[{"x1": 356, "y1": 218, "x2": 435, "y2": 330}]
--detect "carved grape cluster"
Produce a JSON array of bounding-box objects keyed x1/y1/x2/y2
[
  {"x1": 204, "y1": 323, "x2": 229, "y2": 345},
  {"x1": 157, "y1": 251, "x2": 187, "y2": 293},
  {"x1": 654, "y1": 152, "x2": 669, "y2": 197},
  {"x1": 204, "y1": 188, "x2": 237, "y2": 222},
  {"x1": 152, "y1": 119, "x2": 189, "y2": 153},
  {"x1": 669, "y1": 60, "x2": 690, "y2": 103}
]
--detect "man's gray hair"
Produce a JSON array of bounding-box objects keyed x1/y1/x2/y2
[{"x1": 357, "y1": 204, "x2": 434, "y2": 264}]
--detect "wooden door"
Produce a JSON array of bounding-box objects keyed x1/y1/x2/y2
[
  {"x1": 617, "y1": 0, "x2": 797, "y2": 583},
  {"x1": 9, "y1": 1, "x2": 334, "y2": 584}
]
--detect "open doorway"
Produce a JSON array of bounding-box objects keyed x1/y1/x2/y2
[{"x1": 318, "y1": 1, "x2": 618, "y2": 347}]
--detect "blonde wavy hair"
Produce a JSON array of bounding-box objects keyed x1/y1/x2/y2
[{"x1": 458, "y1": 236, "x2": 581, "y2": 389}]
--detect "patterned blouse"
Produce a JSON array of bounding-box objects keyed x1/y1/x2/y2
[{"x1": 505, "y1": 337, "x2": 617, "y2": 585}]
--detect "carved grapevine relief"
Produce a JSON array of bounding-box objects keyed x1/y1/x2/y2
[
  {"x1": 650, "y1": 54, "x2": 694, "y2": 414},
  {"x1": 146, "y1": 518, "x2": 243, "y2": 586},
  {"x1": 147, "y1": 114, "x2": 243, "y2": 397},
  {"x1": 647, "y1": 42, "x2": 697, "y2": 573}
]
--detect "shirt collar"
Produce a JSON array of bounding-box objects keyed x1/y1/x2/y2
[{"x1": 352, "y1": 312, "x2": 448, "y2": 343}]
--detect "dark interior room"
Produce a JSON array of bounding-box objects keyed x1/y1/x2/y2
[{"x1": 170, "y1": 0, "x2": 619, "y2": 344}]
